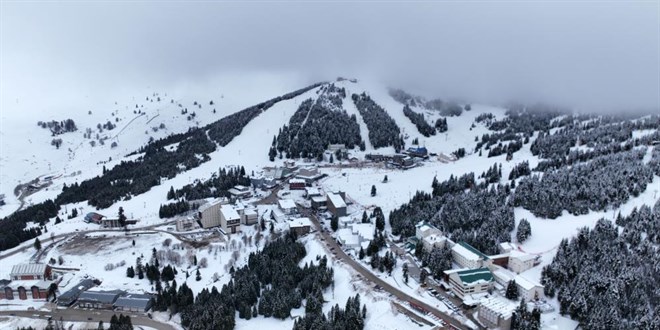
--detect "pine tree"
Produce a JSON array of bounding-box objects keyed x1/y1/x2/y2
[
  {"x1": 126, "y1": 266, "x2": 135, "y2": 278},
  {"x1": 118, "y1": 207, "x2": 127, "y2": 228},
  {"x1": 358, "y1": 247, "x2": 365, "y2": 260},
  {"x1": 506, "y1": 280, "x2": 519, "y2": 300},
  {"x1": 517, "y1": 219, "x2": 531, "y2": 243},
  {"x1": 420, "y1": 269, "x2": 428, "y2": 285},
  {"x1": 34, "y1": 238, "x2": 41, "y2": 250},
  {"x1": 167, "y1": 186, "x2": 175, "y2": 199},
  {"x1": 403, "y1": 263, "x2": 409, "y2": 283},
  {"x1": 371, "y1": 185, "x2": 377, "y2": 197},
  {"x1": 331, "y1": 215, "x2": 339, "y2": 231},
  {"x1": 195, "y1": 269, "x2": 201, "y2": 281}
]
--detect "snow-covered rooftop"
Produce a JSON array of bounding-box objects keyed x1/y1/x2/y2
[
  {"x1": 278, "y1": 199, "x2": 297, "y2": 210},
  {"x1": 514, "y1": 274, "x2": 543, "y2": 291},
  {"x1": 350, "y1": 223, "x2": 374, "y2": 240},
  {"x1": 288, "y1": 217, "x2": 312, "y2": 228},
  {"x1": 327, "y1": 193, "x2": 346, "y2": 208},
  {"x1": 509, "y1": 249, "x2": 537, "y2": 262},
  {"x1": 10, "y1": 263, "x2": 48, "y2": 276},
  {"x1": 479, "y1": 296, "x2": 516, "y2": 319},
  {"x1": 452, "y1": 242, "x2": 483, "y2": 261},
  {"x1": 220, "y1": 204, "x2": 240, "y2": 220}
]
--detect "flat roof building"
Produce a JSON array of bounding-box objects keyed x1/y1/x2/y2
[
  {"x1": 452, "y1": 242, "x2": 491, "y2": 269},
  {"x1": 220, "y1": 204, "x2": 241, "y2": 234},
  {"x1": 327, "y1": 193, "x2": 347, "y2": 217},
  {"x1": 448, "y1": 268, "x2": 494, "y2": 300}
]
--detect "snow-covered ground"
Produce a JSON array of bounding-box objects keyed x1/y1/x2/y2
[{"x1": 2, "y1": 76, "x2": 658, "y2": 330}]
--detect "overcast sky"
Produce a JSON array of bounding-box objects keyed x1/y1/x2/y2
[{"x1": 1, "y1": 1, "x2": 659, "y2": 112}]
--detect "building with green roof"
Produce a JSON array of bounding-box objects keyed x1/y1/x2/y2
[{"x1": 448, "y1": 267, "x2": 494, "y2": 299}]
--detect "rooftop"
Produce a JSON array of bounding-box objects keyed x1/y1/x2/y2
[
  {"x1": 198, "y1": 198, "x2": 226, "y2": 213},
  {"x1": 290, "y1": 178, "x2": 305, "y2": 184},
  {"x1": 220, "y1": 204, "x2": 240, "y2": 220},
  {"x1": 480, "y1": 296, "x2": 516, "y2": 318},
  {"x1": 509, "y1": 250, "x2": 537, "y2": 262},
  {"x1": 288, "y1": 217, "x2": 312, "y2": 228},
  {"x1": 327, "y1": 193, "x2": 346, "y2": 208},
  {"x1": 278, "y1": 199, "x2": 297, "y2": 210},
  {"x1": 10, "y1": 263, "x2": 48, "y2": 276},
  {"x1": 457, "y1": 268, "x2": 494, "y2": 285},
  {"x1": 453, "y1": 241, "x2": 490, "y2": 261},
  {"x1": 58, "y1": 279, "x2": 95, "y2": 301},
  {"x1": 349, "y1": 223, "x2": 374, "y2": 240},
  {"x1": 78, "y1": 290, "x2": 123, "y2": 304},
  {"x1": 514, "y1": 274, "x2": 543, "y2": 291},
  {"x1": 114, "y1": 293, "x2": 152, "y2": 309},
  {"x1": 305, "y1": 187, "x2": 321, "y2": 195},
  {"x1": 336, "y1": 228, "x2": 360, "y2": 246},
  {"x1": 311, "y1": 196, "x2": 326, "y2": 203}
]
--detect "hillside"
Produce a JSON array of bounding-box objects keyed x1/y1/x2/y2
[{"x1": 0, "y1": 77, "x2": 658, "y2": 330}]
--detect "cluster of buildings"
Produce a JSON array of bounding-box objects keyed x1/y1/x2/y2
[
  {"x1": 410, "y1": 222, "x2": 544, "y2": 320},
  {"x1": 189, "y1": 198, "x2": 258, "y2": 234},
  {"x1": 57, "y1": 279, "x2": 152, "y2": 312},
  {"x1": 1, "y1": 263, "x2": 153, "y2": 312}
]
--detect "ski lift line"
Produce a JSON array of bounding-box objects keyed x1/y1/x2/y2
[
  {"x1": 112, "y1": 113, "x2": 146, "y2": 139},
  {"x1": 145, "y1": 113, "x2": 160, "y2": 125}
]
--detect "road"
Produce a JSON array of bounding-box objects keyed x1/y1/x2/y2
[
  {"x1": 302, "y1": 209, "x2": 476, "y2": 330},
  {"x1": 0, "y1": 220, "x2": 178, "y2": 261},
  {"x1": 0, "y1": 309, "x2": 175, "y2": 330}
]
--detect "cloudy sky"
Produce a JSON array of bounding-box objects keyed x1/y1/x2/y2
[{"x1": 1, "y1": 1, "x2": 658, "y2": 112}]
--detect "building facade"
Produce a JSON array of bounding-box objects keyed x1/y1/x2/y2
[
  {"x1": 199, "y1": 199, "x2": 225, "y2": 229},
  {"x1": 327, "y1": 193, "x2": 347, "y2": 217},
  {"x1": 451, "y1": 242, "x2": 491, "y2": 269},
  {"x1": 77, "y1": 291, "x2": 122, "y2": 309},
  {"x1": 10, "y1": 264, "x2": 51, "y2": 281},
  {"x1": 478, "y1": 296, "x2": 515, "y2": 330},
  {"x1": 288, "y1": 218, "x2": 312, "y2": 236},
  {"x1": 447, "y1": 268, "x2": 494, "y2": 299},
  {"x1": 220, "y1": 204, "x2": 241, "y2": 234}
]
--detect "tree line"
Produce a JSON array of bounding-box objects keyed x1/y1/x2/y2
[{"x1": 351, "y1": 93, "x2": 404, "y2": 151}]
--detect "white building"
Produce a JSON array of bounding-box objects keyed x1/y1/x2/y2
[
  {"x1": 336, "y1": 228, "x2": 361, "y2": 250},
  {"x1": 336, "y1": 223, "x2": 374, "y2": 251},
  {"x1": 451, "y1": 242, "x2": 491, "y2": 269},
  {"x1": 514, "y1": 274, "x2": 544, "y2": 301},
  {"x1": 304, "y1": 187, "x2": 322, "y2": 198},
  {"x1": 327, "y1": 193, "x2": 347, "y2": 217},
  {"x1": 492, "y1": 266, "x2": 544, "y2": 301},
  {"x1": 198, "y1": 198, "x2": 227, "y2": 229},
  {"x1": 508, "y1": 250, "x2": 538, "y2": 274},
  {"x1": 242, "y1": 208, "x2": 258, "y2": 225},
  {"x1": 228, "y1": 185, "x2": 251, "y2": 200},
  {"x1": 422, "y1": 234, "x2": 447, "y2": 251},
  {"x1": 499, "y1": 242, "x2": 518, "y2": 254},
  {"x1": 278, "y1": 199, "x2": 297, "y2": 215},
  {"x1": 176, "y1": 216, "x2": 197, "y2": 232},
  {"x1": 447, "y1": 267, "x2": 494, "y2": 300},
  {"x1": 415, "y1": 222, "x2": 442, "y2": 240},
  {"x1": 287, "y1": 217, "x2": 312, "y2": 236},
  {"x1": 478, "y1": 296, "x2": 516, "y2": 330},
  {"x1": 219, "y1": 204, "x2": 241, "y2": 234}
]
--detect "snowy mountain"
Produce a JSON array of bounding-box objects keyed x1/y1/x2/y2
[{"x1": 1, "y1": 76, "x2": 659, "y2": 330}]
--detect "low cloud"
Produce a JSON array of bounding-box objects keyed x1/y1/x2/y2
[{"x1": 2, "y1": 1, "x2": 658, "y2": 112}]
